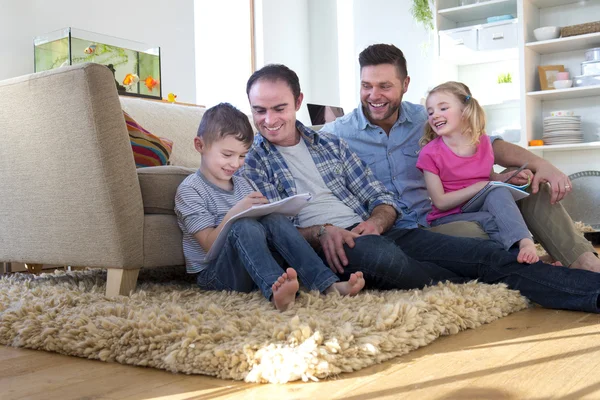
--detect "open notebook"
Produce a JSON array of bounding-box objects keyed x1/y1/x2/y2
[
  {"x1": 461, "y1": 181, "x2": 530, "y2": 213},
  {"x1": 204, "y1": 193, "x2": 312, "y2": 261}
]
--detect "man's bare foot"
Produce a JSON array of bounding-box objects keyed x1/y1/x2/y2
[
  {"x1": 326, "y1": 272, "x2": 365, "y2": 296},
  {"x1": 570, "y1": 252, "x2": 600, "y2": 273},
  {"x1": 271, "y1": 268, "x2": 299, "y2": 311},
  {"x1": 540, "y1": 254, "x2": 564, "y2": 267},
  {"x1": 518, "y1": 239, "x2": 539, "y2": 264}
]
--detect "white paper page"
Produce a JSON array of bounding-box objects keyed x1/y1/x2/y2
[{"x1": 204, "y1": 193, "x2": 312, "y2": 261}]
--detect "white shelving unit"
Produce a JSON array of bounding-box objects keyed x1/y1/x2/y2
[
  {"x1": 520, "y1": 0, "x2": 600, "y2": 173},
  {"x1": 435, "y1": 0, "x2": 600, "y2": 174}
]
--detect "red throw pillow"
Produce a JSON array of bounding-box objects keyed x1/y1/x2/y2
[{"x1": 124, "y1": 111, "x2": 173, "y2": 167}]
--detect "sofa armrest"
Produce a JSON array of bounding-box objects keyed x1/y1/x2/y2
[
  {"x1": 138, "y1": 166, "x2": 196, "y2": 214},
  {"x1": 0, "y1": 63, "x2": 144, "y2": 268}
]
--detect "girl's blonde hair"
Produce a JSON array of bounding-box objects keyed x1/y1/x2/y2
[{"x1": 420, "y1": 81, "x2": 486, "y2": 147}]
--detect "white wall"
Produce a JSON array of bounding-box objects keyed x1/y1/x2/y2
[
  {"x1": 0, "y1": 0, "x2": 196, "y2": 103},
  {"x1": 308, "y1": 0, "x2": 340, "y2": 107},
  {"x1": 255, "y1": 0, "x2": 433, "y2": 122},
  {"x1": 194, "y1": 0, "x2": 252, "y2": 111},
  {"x1": 256, "y1": 0, "x2": 312, "y2": 124},
  {"x1": 351, "y1": 0, "x2": 435, "y2": 107}
]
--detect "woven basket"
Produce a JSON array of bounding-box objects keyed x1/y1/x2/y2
[{"x1": 561, "y1": 21, "x2": 600, "y2": 38}]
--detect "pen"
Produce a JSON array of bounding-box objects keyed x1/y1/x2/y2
[{"x1": 503, "y1": 162, "x2": 528, "y2": 183}]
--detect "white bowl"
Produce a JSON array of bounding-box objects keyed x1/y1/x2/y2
[
  {"x1": 550, "y1": 110, "x2": 575, "y2": 116},
  {"x1": 534, "y1": 26, "x2": 561, "y2": 41},
  {"x1": 553, "y1": 79, "x2": 573, "y2": 89}
]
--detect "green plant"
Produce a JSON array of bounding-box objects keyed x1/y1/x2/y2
[
  {"x1": 411, "y1": 0, "x2": 434, "y2": 31},
  {"x1": 497, "y1": 73, "x2": 513, "y2": 84}
]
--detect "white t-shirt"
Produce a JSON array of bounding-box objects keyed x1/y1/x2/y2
[{"x1": 275, "y1": 139, "x2": 363, "y2": 229}]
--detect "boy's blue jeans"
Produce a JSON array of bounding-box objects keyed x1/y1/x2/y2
[
  {"x1": 197, "y1": 214, "x2": 339, "y2": 300},
  {"x1": 335, "y1": 227, "x2": 600, "y2": 313}
]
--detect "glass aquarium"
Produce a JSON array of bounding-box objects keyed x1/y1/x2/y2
[{"x1": 34, "y1": 27, "x2": 161, "y2": 99}]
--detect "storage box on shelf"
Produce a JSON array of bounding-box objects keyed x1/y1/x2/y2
[{"x1": 437, "y1": 0, "x2": 519, "y2": 65}]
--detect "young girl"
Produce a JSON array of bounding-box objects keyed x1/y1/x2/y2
[{"x1": 416, "y1": 81, "x2": 538, "y2": 264}]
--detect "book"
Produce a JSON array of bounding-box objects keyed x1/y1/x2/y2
[
  {"x1": 204, "y1": 193, "x2": 313, "y2": 261},
  {"x1": 461, "y1": 181, "x2": 530, "y2": 213}
]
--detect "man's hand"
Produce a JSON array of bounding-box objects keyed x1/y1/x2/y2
[
  {"x1": 319, "y1": 225, "x2": 359, "y2": 274},
  {"x1": 531, "y1": 161, "x2": 572, "y2": 204},
  {"x1": 350, "y1": 220, "x2": 381, "y2": 236},
  {"x1": 228, "y1": 192, "x2": 269, "y2": 215}
]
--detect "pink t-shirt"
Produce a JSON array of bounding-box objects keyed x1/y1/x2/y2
[{"x1": 416, "y1": 135, "x2": 494, "y2": 224}]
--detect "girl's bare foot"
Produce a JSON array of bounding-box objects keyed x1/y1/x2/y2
[
  {"x1": 518, "y1": 238, "x2": 539, "y2": 264},
  {"x1": 271, "y1": 268, "x2": 299, "y2": 311},
  {"x1": 326, "y1": 271, "x2": 365, "y2": 296}
]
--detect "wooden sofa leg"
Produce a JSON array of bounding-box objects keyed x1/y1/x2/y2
[
  {"x1": 106, "y1": 269, "x2": 140, "y2": 297},
  {"x1": 25, "y1": 263, "x2": 44, "y2": 274}
]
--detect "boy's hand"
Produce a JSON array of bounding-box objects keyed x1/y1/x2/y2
[{"x1": 229, "y1": 192, "x2": 269, "y2": 215}]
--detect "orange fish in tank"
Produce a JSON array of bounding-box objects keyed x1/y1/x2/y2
[
  {"x1": 84, "y1": 44, "x2": 96, "y2": 54},
  {"x1": 145, "y1": 76, "x2": 158, "y2": 91},
  {"x1": 123, "y1": 73, "x2": 139, "y2": 86}
]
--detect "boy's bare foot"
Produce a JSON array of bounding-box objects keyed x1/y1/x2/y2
[
  {"x1": 326, "y1": 271, "x2": 365, "y2": 296},
  {"x1": 570, "y1": 252, "x2": 600, "y2": 273},
  {"x1": 518, "y1": 239, "x2": 539, "y2": 264},
  {"x1": 271, "y1": 268, "x2": 299, "y2": 311}
]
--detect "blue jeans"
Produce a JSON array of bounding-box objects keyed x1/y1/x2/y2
[
  {"x1": 197, "y1": 214, "x2": 339, "y2": 300},
  {"x1": 431, "y1": 187, "x2": 532, "y2": 250},
  {"x1": 330, "y1": 227, "x2": 600, "y2": 313}
]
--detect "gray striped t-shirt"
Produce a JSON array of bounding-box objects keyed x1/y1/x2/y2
[{"x1": 174, "y1": 171, "x2": 256, "y2": 274}]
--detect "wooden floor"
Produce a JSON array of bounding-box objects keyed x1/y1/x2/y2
[{"x1": 2, "y1": 306, "x2": 600, "y2": 400}]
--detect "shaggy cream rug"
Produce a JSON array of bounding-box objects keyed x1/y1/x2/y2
[{"x1": 0, "y1": 268, "x2": 528, "y2": 384}]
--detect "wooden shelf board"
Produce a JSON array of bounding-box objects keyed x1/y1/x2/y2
[
  {"x1": 527, "y1": 141, "x2": 600, "y2": 151},
  {"x1": 526, "y1": 84, "x2": 600, "y2": 100},
  {"x1": 529, "y1": 0, "x2": 584, "y2": 8},
  {"x1": 526, "y1": 32, "x2": 600, "y2": 55}
]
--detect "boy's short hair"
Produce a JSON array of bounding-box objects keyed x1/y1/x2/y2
[
  {"x1": 197, "y1": 103, "x2": 254, "y2": 147},
  {"x1": 246, "y1": 64, "x2": 301, "y2": 103},
  {"x1": 359, "y1": 44, "x2": 408, "y2": 79}
]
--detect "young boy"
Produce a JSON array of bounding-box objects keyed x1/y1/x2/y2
[{"x1": 175, "y1": 103, "x2": 365, "y2": 311}]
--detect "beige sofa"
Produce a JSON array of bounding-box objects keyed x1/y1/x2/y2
[{"x1": 0, "y1": 63, "x2": 207, "y2": 296}]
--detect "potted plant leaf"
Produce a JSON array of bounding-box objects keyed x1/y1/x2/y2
[
  {"x1": 411, "y1": 0, "x2": 434, "y2": 31},
  {"x1": 497, "y1": 72, "x2": 516, "y2": 102}
]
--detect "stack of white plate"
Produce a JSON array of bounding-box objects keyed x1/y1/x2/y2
[{"x1": 543, "y1": 116, "x2": 583, "y2": 145}]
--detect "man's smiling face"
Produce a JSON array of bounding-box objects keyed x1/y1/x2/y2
[
  {"x1": 248, "y1": 78, "x2": 303, "y2": 147},
  {"x1": 360, "y1": 63, "x2": 409, "y2": 127}
]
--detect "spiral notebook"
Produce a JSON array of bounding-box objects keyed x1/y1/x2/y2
[{"x1": 461, "y1": 181, "x2": 529, "y2": 213}]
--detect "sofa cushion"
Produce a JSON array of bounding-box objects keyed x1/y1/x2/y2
[
  {"x1": 125, "y1": 111, "x2": 174, "y2": 167},
  {"x1": 121, "y1": 96, "x2": 204, "y2": 168},
  {"x1": 138, "y1": 166, "x2": 196, "y2": 214}
]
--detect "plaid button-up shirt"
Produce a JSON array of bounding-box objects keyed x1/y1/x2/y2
[{"x1": 239, "y1": 121, "x2": 403, "y2": 226}]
